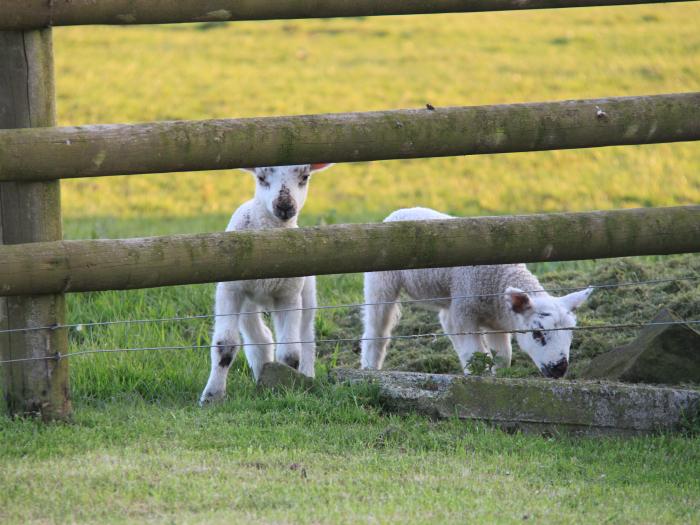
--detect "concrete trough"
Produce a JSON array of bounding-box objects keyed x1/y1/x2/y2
[
  {"x1": 330, "y1": 368, "x2": 700, "y2": 436},
  {"x1": 257, "y1": 362, "x2": 315, "y2": 391}
]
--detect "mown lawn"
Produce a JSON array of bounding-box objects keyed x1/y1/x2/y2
[
  {"x1": 2, "y1": 383, "x2": 699, "y2": 524},
  {"x1": 1, "y1": 3, "x2": 700, "y2": 524}
]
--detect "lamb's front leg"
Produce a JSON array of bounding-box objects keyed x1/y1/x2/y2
[
  {"x1": 298, "y1": 276, "x2": 317, "y2": 378},
  {"x1": 444, "y1": 308, "x2": 491, "y2": 375},
  {"x1": 451, "y1": 333, "x2": 492, "y2": 375},
  {"x1": 484, "y1": 332, "x2": 512, "y2": 369},
  {"x1": 272, "y1": 295, "x2": 303, "y2": 370},
  {"x1": 200, "y1": 282, "x2": 242, "y2": 405}
]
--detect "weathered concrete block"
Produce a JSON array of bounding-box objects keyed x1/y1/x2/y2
[
  {"x1": 257, "y1": 362, "x2": 314, "y2": 391},
  {"x1": 581, "y1": 309, "x2": 700, "y2": 384},
  {"x1": 331, "y1": 368, "x2": 700, "y2": 436}
]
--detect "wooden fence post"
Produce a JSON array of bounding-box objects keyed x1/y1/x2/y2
[{"x1": 0, "y1": 29, "x2": 70, "y2": 420}]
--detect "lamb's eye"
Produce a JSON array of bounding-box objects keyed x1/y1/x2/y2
[
  {"x1": 299, "y1": 174, "x2": 310, "y2": 185},
  {"x1": 532, "y1": 330, "x2": 545, "y2": 342},
  {"x1": 257, "y1": 175, "x2": 269, "y2": 187}
]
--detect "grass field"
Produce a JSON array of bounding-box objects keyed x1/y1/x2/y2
[{"x1": 2, "y1": 4, "x2": 700, "y2": 524}]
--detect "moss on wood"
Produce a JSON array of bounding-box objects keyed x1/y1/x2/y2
[
  {"x1": 0, "y1": 1, "x2": 694, "y2": 30},
  {"x1": 0, "y1": 93, "x2": 698, "y2": 182},
  {"x1": 0, "y1": 206, "x2": 697, "y2": 296}
]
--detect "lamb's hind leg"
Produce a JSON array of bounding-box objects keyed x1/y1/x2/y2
[
  {"x1": 298, "y1": 276, "x2": 317, "y2": 378},
  {"x1": 201, "y1": 282, "x2": 243, "y2": 405},
  {"x1": 361, "y1": 271, "x2": 401, "y2": 369}
]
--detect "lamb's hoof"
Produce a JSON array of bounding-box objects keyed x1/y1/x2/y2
[
  {"x1": 199, "y1": 389, "x2": 225, "y2": 407},
  {"x1": 281, "y1": 355, "x2": 300, "y2": 370}
]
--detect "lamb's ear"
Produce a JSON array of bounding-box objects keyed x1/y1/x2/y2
[
  {"x1": 560, "y1": 287, "x2": 593, "y2": 312},
  {"x1": 505, "y1": 287, "x2": 532, "y2": 315},
  {"x1": 310, "y1": 163, "x2": 334, "y2": 173}
]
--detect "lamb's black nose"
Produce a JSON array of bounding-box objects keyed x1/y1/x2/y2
[
  {"x1": 273, "y1": 200, "x2": 296, "y2": 220},
  {"x1": 542, "y1": 358, "x2": 568, "y2": 379}
]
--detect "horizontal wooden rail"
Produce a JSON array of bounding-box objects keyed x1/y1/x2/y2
[
  {"x1": 1, "y1": 1, "x2": 695, "y2": 30},
  {"x1": 1, "y1": 92, "x2": 699, "y2": 182},
  {"x1": 0, "y1": 206, "x2": 698, "y2": 296}
]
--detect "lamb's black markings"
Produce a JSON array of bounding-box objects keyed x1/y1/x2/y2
[
  {"x1": 532, "y1": 321, "x2": 547, "y2": 346},
  {"x1": 219, "y1": 354, "x2": 233, "y2": 368},
  {"x1": 241, "y1": 210, "x2": 252, "y2": 229}
]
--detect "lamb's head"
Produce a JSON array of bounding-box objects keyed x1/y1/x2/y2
[
  {"x1": 245, "y1": 164, "x2": 334, "y2": 223},
  {"x1": 505, "y1": 287, "x2": 593, "y2": 379}
]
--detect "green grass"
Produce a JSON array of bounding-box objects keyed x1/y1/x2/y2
[
  {"x1": 2, "y1": 228, "x2": 695, "y2": 523},
  {"x1": 2, "y1": 4, "x2": 700, "y2": 523},
  {"x1": 2, "y1": 383, "x2": 700, "y2": 524}
]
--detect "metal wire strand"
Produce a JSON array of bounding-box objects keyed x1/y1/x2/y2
[
  {"x1": 0, "y1": 275, "x2": 696, "y2": 336},
  {"x1": 1, "y1": 319, "x2": 698, "y2": 366}
]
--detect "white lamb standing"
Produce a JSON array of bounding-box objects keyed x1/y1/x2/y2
[
  {"x1": 361, "y1": 207, "x2": 593, "y2": 378},
  {"x1": 200, "y1": 163, "x2": 333, "y2": 405}
]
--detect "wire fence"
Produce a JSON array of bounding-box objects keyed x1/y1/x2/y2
[
  {"x1": 0, "y1": 273, "x2": 697, "y2": 366},
  {"x1": 0, "y1": 275, "x2": 696, "y2": 336},
  {"x1": 0, "y1": 318, "x2": 699, "y2": 366}
]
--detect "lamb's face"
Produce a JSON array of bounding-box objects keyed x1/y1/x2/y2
[
  {"x1": 248, "y1": 164, "x2": 333, "y2": 223},
  {"x1": 506, "y1": 287, "x2": 593, "y2": 379}
]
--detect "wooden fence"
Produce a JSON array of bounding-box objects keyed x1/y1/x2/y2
[
  {"x1": 1, "y1": 93, "x2": 699, "y2": 181},
  {"x1": 1, "y1": 0, "x2": 694, "y2": 29},
  {"x1": 1, "y1": 1, "x2": 698, "y2": 420},
  {"x1": 1, "y1": 206, "x2": 699, "y2": 296}
]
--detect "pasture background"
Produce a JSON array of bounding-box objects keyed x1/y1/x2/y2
[{"x1": 1, "y1": 4, "x2": 700, "y2": 524}]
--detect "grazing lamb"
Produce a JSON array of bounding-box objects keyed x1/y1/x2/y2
[
  {"x1": 361, "y1": 207, "x2": 593, "y2": 379},
  {"x1": 200, "y1": 163, "x2": 333, "y2": 405}
]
